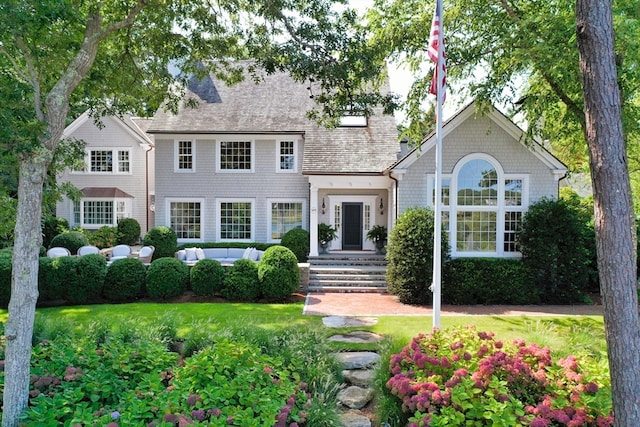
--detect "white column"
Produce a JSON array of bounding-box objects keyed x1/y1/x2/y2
[{"x1": 309, "y1": 185, "x2": 319, "y2": 256}]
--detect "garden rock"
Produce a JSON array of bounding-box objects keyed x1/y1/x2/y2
[
  {"x1": 338, "y1": 386, "x2": 375, "y2": 409},
  {"x1": 333, "y1": 351, "x2": 380, "y2": 369},
  {"x1": 340, "y1": 411, "x2": 372, "y2": 427},
  {"x1": 342, "y1": 369, "x2": 375, "y2": 387},
  {"x1": 322, "y1": 316, "x2": 378, "y2": 328},
  {"x1": 328, "y1": 331, "x2": 383, "y2": 344}
]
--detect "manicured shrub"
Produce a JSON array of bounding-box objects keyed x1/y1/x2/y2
[
  {"x1": 0, "y1": 257, "x2": 11, "y2": 307},
  {"x1": 258, "y1": 246, "x2": 300, "y2": 300},
  {"x1": 66, "y1": 254, "x2": 107, "y2": 304},
  {"x1": 385, "y1": 326, "x2": 613, "y2": 426},
  {"x1": 37, "y1": 257, "x2": 54, "y2": 302},
  {"x1": 222, "y1": 259, "x2": 260, "y2": 301},
  {"x1": 190, "y1": 259, "x2": 225, "y2": 296},
  {"x1": 88, "y1": 225, "x2": 117, "y2": 249},
  {"x1": 142, "y1": 226, "x2": 177, "y2": 260},
  {"x1": 49, "y1": 231, "x2": 89, "y2": 254},
  {"x1": 41, "y1": 216, "x2": 69, "y2": 249},
  {"x1": 386, "y1": 207, "x2": 450, "y2": 304},
  {"x1": 280, "y1": 227, "x2": 310, "y2": 262},
  {"x1": 103, "y1": 258, "x2": 146, "y2": 302},
  {"x1": 45, "y1": 256, "x2": 78, "y2": 302},
  {"x1": 519, "y1": 197, "x2": 593, "y2": 303},
  {"x1": 117, "y1": 217, "x2": 141, "y2": 245},
  {"x1": 146, "y1": 257, "x2": 189, "y2": 299},
  {"x1": 443, "y1": 258, "x2": 535, "y2": 305}
]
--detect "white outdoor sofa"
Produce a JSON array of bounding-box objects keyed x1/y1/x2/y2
[{"x1": 175, "y1": 247, "x2": 264, "y2": 266}]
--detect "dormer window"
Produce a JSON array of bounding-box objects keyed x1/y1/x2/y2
[{"x1": 339, "y1": 115, "x2": 367, "y2": 127}]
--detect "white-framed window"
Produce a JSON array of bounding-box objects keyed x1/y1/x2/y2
[
  {"x1": 218, "y1": 199, "x2": 254, "y2": 241},
  {"x1": 428, "y1": 154, "x2": 528, "y2": 257},
  {"x1": 217, "y1": 140, "x2": 254, "y2": 172},
  {"x1": 268, "y1": 199, "x2": 305, "y2": 241},
  {"x1": 72, "y1": 198, "x2": 131, "y2": 228},
  {"x1": 73, "y1": 148, "x2": 131, "y2": 174},
  {"x1": 277, "y1": 140, "x2": 297, "y2": 172},
  {"x1": 167, "y1": 198, "x2": 203, "y2": 241},
  {"x1": 175, "y1": 139, "x2": 195, "y2": 172}
]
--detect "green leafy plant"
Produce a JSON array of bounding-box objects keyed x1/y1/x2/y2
[
  {"x1": 190, "y1": 259, "x2": 225, "y2": 296},
  {"x1": 258, "y1": 245, "x2": 300, "y2": 300},
  {"x1": 318, "y1": 223, "x2": 337, "y2": 244},
  {"x1": 385, "y1": 326, "x2": 613, "y2": 426},
  {"x1": 103, "y1": 258, "x2": 146, "y2": 302},
  {"x1": 65, "y1": 253, "x2": 107, "y2": 304},
  {"x1": 49, "y1": 230, "x2": 89, "y2": 254},
  {"x1": 222, "y1": 259, "x2": 260, "y2": 301},
  {"x1": 117, "y1": 217, "x2": 141, "y2": 245},
  {"x1": 146, "y1": 257, "x2": 189, "y2": 299},
  {"x1": 366, "y1": 225, "x2": 387, "y2": 243},
  {"x1": 41, "y1": 216, "x2": 69, "y2": 249},
  {"x1": 142, "y1": 226, "x2": 177, "y2": 260},
  {"x1": 88, "y1": 225, "x2": 117, "y2": 249},
  {"x1": 280, "y1": 227, "x2": 310, "y2": 262}
]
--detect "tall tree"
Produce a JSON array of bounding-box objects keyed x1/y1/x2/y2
[
  {"x1": 367, "y1": 0, "x2": 640, "y2": 423},
  {"x1": 0, "y1": 1, "x2": 390, "y2": 425},
  {"x1": 576, "y1": 0, "x2": 640, "y2": 424}
]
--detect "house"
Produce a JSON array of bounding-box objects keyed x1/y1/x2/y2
[
  {"x1": 147, "y1": 66, "x2": 399, "y2": 256},
  {"x1": 390, "y1": 101, "x2": 567, "y2": 258},
  {"x1": 56, "y1": 112, "x2": 155, "y2": 235}
]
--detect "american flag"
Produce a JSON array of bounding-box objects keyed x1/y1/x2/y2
[{"x1": 428, "y1": 0, "x2": 446, "y2": 101}]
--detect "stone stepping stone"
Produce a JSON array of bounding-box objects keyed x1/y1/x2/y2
[
  {"x1": 323, "y1": 316, "x2": 378, "y2": 328},
  {"x1": 342, "y1": 369, "x2": 375, "y2": 387},
  {"x1": 340, "y1": 411, "x2": 372, "y2": 427},
  {"x1": 328, "y1": 331, "x2": 384, "y2": 344},
  {"x1": 333, "y1": 351, "x2": 380, "y2": 369},
  {"x1": 338, "y1": 385, "x2": 375, "y2": 409}
]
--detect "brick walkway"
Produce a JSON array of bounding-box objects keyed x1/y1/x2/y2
[{"x1": 302, "y1": 292, "x2": 604, "y2": 316}]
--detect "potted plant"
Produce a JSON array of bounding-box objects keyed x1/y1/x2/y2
[
  {"x1": 366, "y1": 225, "x2": 388, "y2": 254},
  {"x1": 318, "y1": 223, "x2": 337, "y2": 254}
]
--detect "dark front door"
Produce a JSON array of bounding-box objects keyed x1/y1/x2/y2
[{"x1": 342, "y1": 203, "x2": 363, "y2": 250}]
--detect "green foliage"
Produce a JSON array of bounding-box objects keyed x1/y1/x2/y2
[
  {"x1": 41, "y1": 216, "x2": 69, "y2": 249},
  {"x1": 385, "y1": 326, "x2": 613, "y2": 426},
  {"x1": 190, "y1": 259, "x2": 225, "y2": 296},
  {"x1": 49, "y1": 231, "x2": 89, "y2": 253},
  {"x1": 0, "y1": 256, "x2": 11, "y2": 307},
  {"x1": 366, "y1": 224, "x2": 388, "y2": 243},
  {"x1": 103, "y1": 258, "x2": 146, "y2": 302},
  {"x1": 66, "y1": 254, "x2": 107, "y2": 305},
  {"x1": 146, "y1": 258, "x2": 189, "y2": 299},
  {"x1": 258, "y1": 246, "x2": 300, "y2": 300},
  {"x1": 318, "y1": 223, "x2": 338, "y2": 243},
  {"x1": 443, "y1": 258, "x2": 535, "y2": 305},
  {"x1": 519, "y1": 198, "x2": 594, "y2": 303},
  {"x1": 88, "y1": 225, "x2": 117, "y2": 249},
  {"x1": 44, "y1": 256, "x2": 79, "y2": 302},
  {"x1": 280, "y1": 227, "x2": 310, "y2": 262},
  {"x1": 176, "y1": 241, "x2": 275, "y2": 251},
  {"x1": 117, "y1": 217, "x2": 141, "y2": 245},
  {"x1": 386, "y1": 207, "x2": 449, "y2": 304},
  {"x1": 222, "y1": 259, "x2": 260, "y2": 301},
  {"x1": 142, "y1": 226, "x2": 177, "y2": 260}
]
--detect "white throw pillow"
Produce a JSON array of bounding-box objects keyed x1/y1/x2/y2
[
  {"x1": 185, "y1": 248, "x2": 198, "y2": 261},
  {"x1": 242, "y1": 247, "x2": 253, "y2": 259},
  {"x1": 176, "y1": 250, "x2": 186, "y2": 261},
  {"x1": 195, "y1": 248, "x2": 206, "y2": 260},
  {"x1": 249, "y1": 248, "x2": 260, "y2": 261}
]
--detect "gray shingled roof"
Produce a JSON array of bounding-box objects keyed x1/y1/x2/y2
[{"x1": 148, "y1": 66, "x2": 399, "y2": 174}]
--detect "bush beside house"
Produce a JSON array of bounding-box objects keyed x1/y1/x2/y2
[
  {"x1": 222, "y1": 259, "x2": 260, "y2": 301},
  {"x1": 143, "y1": 226, "x2": 177, "y2": 260},
  {"x1": 146, "y1": 258, "x2": 189, "y2": 299},
  {"x1": 280, "y1": 228, "x2": 310, "y2": 262},
  {"x1": 190, "y1": 259, "x2": 225, "y2": 296},
  {"x1": 49, "y1": 231, "x2": 89, "y2": 254},
  {"x1": 258, "y1": 246, "x2": 300, "y2": 300},
  {"x1": 117, "y1": 217, "x2": 141, "y2": 245},
  {"x1": 103, "y1": 258, "x2": 146, "y2": 302}
]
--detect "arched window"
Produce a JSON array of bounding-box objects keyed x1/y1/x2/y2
[{"x1": 428, "y1": 154, "x2": 527, "y2": 257}]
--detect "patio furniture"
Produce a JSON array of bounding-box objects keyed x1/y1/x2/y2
[
  {"x1": 77, "y1": 245, "x2": 100, "y2": 256},
  {"x1": 108, "y1": 244, "x2": 131, "y2": 262},
  {"x1": 137, "y1": 245, "x2": 155, "y2": 264},
  {"x1": 47, "y1": 247, "x2": 71, "y2": 258}
]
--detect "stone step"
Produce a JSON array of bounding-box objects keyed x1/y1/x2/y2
[
  {"x1": 308, "y1": 286, "x2": 388, "y2": 293},
  {"x1": 310, "y1": 274, "x2": 386, "y2": 282}
]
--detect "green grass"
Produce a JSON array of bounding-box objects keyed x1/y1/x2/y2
[{"x1": 0, "y1": 303, "x2": 606, "y2": 359}]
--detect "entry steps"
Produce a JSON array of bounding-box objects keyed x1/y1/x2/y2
[{"x1": 308, "y1": 253, "x2": 388, "y2": 293}]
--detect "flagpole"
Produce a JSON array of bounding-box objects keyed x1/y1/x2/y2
[{"x1": 430, "y1": 0, "x2": 444, "y2": 329}]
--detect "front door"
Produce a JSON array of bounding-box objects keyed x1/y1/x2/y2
[{"x1": 342, "y1": 203, "x2": 363, "y2": 250}]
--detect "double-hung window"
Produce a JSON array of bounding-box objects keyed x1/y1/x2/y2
[
  {"x1": 277, "y1": 140, "x2": 297, "y2": 172},
  {"x1": 218, "y1": 140, "x2": 253, "y2": 172},
  {"x1": 175, "y1": 140, "x2": 195, "y2": 172},
  {"x1": 168, "y1": 199, "x2": 202, "y2": 241},
  {"x1": 73, "y1": 148, "x2": 130, "y2": 174},
  {"x1": 269, "y1": 200, "x2": 305, "y2": 241},
  {"x1": 218, "y1": 199, "x2": 253, "y2": 241}
]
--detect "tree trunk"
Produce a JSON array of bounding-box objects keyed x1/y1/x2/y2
[
  {"x1": 2, "y1": 154, "x2": 50, "y2": 427},
  {"x1": 576, "y1": 1, "x2": 640, "y2": 425}
]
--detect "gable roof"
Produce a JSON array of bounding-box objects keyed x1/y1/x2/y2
[
  {"x1": 147, "y1": 64, "x2": 399, "y2": 174},
  {"x1": 63, "y1": 111, "x2": 153, "y2": 146},
  {"x1": 391, "y1": 101, "x2": 567, "y2": 174}
]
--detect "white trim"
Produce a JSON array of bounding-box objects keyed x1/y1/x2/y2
[
  {"x1": 73, "y1": 147, "x2": 133, "y2": 175},
  {"x1": 275, "y1": 139, "x2": 298, "y2": 173},
  {"x1": 174, "y1": 139, "x2": 196, "y2": 173},
  {"x1": 267, "y1": 198, "x2": 307, "y2": 242},
  {"x1": 216, "y1": 138, "x2": 255, "y2": 173},
  {"x1": 216, "y1": 198, "x2": 255, "y2": 242},
  {"x1": 326, "y1": 195, "x2": 378, "y2": 251},
  {"x1": 74, "y1": 197, "x2": 132, "y2": 229},
  {"x1": 166, "y1": 197, "x2": 204, "y2": 243}
]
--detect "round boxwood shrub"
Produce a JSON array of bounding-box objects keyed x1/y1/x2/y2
[
  {"x1": 117, "y1": 218, "x2": 141, "y2": 245},
  {"x1": 65, "y1": 254, "x2": 107, "y2": 305},
  {"x1": 42, "y1": 216, "x2": 69, "y2": 249},
  {"x1": 146, "y1": 257, "x2": 189, "y2": 299},
  {"x1": 103, "y1": 258, "x2": 146, "y2": 302},
  {"x1": 45, "y1": 256, "x2": 78, "y2": 302},
  {"x1": 222, "y1": 259, "x2": 260, "y2": 301},
  {"x1": 142, "y1": 226, "x2": 177, "y2": 260},
  {"x1": 50, "y1": 231, "x2": 89, "y2": 254},
  {"x1": 190, "y1": 259, "x2": 225, "y2": 296},
  {"x1": 0, "y1": 257, "x2": 11, "y2": 307},
  {"x1": 280, "y1": 228, "x2": 310, "y2": 262},
  {"x1": 258, "y1": 246, "x2": 300, "y2": 300},
  {"x1": 386, "y1": 207, "x2": 450, "y2": 305},
  {"x1": 88, "y1": 225, "x2": 117, "y2": 249}
]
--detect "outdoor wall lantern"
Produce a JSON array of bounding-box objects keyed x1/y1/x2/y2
[
  {"x1": 322, "y1": 198, "x2": 326, "y2": 214},
  {"x1": 379, "y1": 198, "x2": 384, "y2": 215}
]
